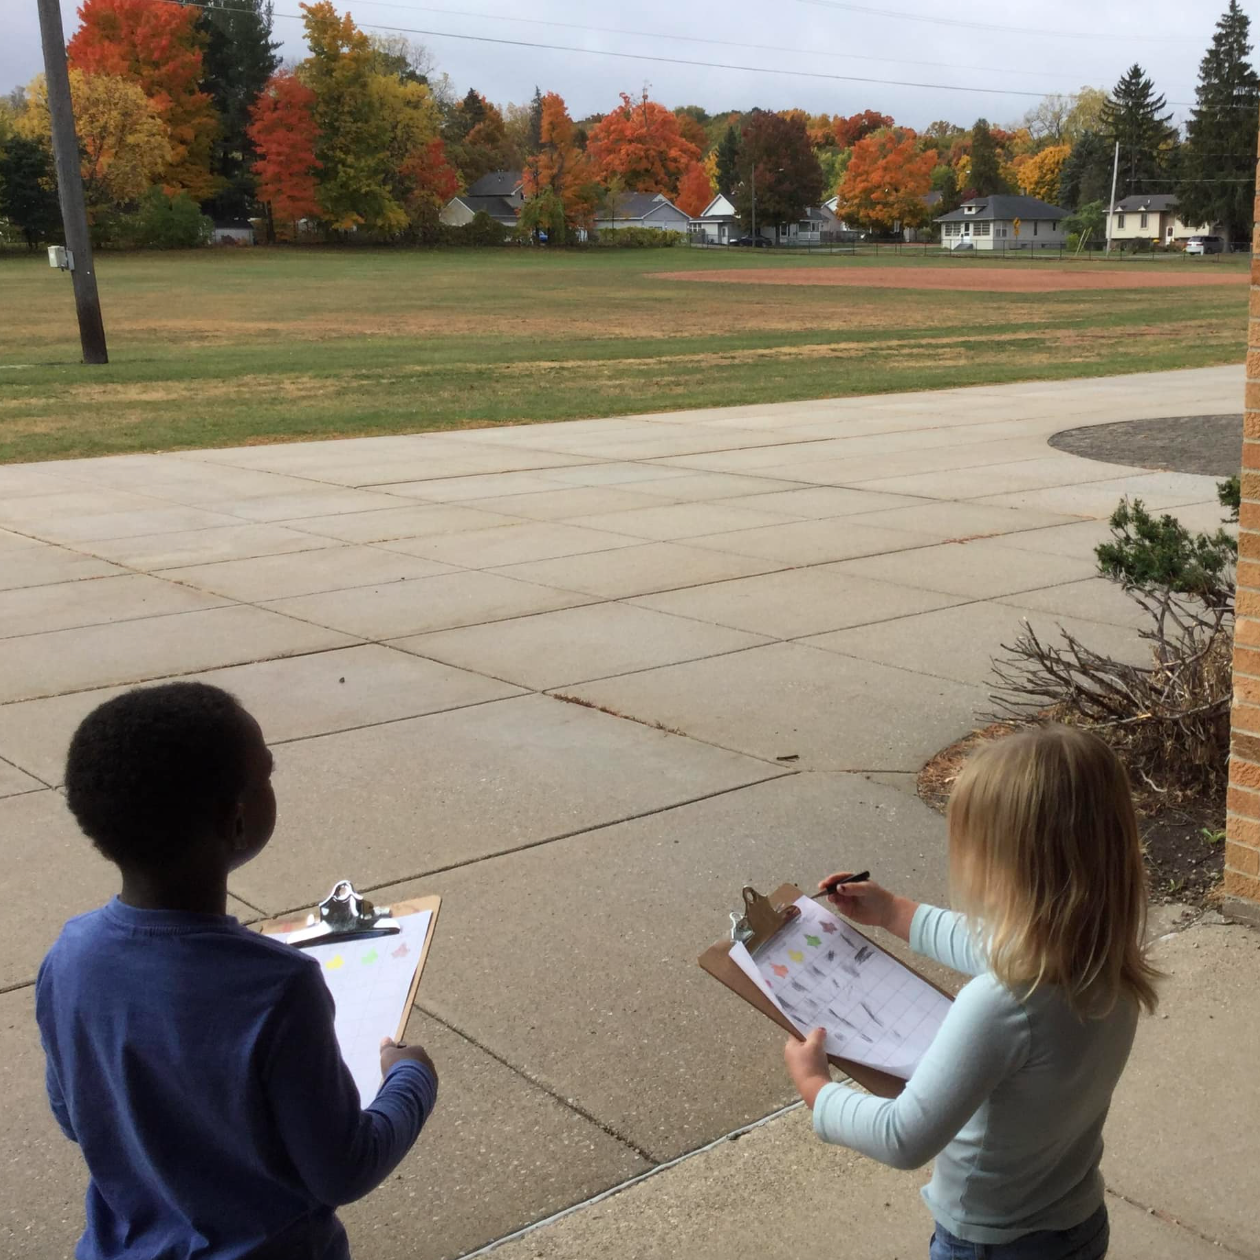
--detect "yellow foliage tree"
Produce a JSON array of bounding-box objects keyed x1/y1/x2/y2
[
  {"x1": 19, "y1": 71, "x2": 170, "y2": 220},
  {"x1": 702, "y1": 149, "x2": 720, "y2": 193},
  {"x1": 1017, "y1": 144, "x2": 1071, "y2": 202}
]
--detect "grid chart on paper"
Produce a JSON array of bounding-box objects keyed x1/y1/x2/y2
[{"x1": 756, "y1": 910, "x2": 950, "y2": 1074}]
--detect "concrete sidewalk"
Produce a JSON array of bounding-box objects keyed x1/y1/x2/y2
[
  {"x1": 2, "y1": 365, "x2": 1253, "y2": 1258},
  {"x1": 477, "y1": 919, "x2": 1260, "y2": 1260}
]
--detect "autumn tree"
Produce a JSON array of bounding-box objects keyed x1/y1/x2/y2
[
  {"x1": 673, "y1": 105, "x2": 709, "y2": 152},
  {"x1": 1017, "y1": 144, "x2": 1071, "y2": 202},
  {"x1": 1178, "y1": 2, "x2": 1260, "y2": 244},
  {"x1": 1057, "y1": 130, "x2": 1113, "y2": 209},
  {"x1": 0, "y1": 134, "x2": 61, "y2": 248},
  {"x1": 397, "y1": 137, "x2": 460, "y2": 241},
  {"x1": 587, "y1": 90, "x2": 701, "y2": 196},
  {"x1": 731, "y1": 109, "x2": 823, "y2": 234},
  {"x1": 68, "y1": 0, "x2": 218, "y2": 201},
  {"x1": 443, "y1": 88, "x2": 514, "y2": 184},
  {"x1": 833, "y1": 110, "x2": 893, "y2": 148},
  {"x1": 1102, "y1": 64, "x2": 1177, "y2": 197},
  {"x1": 20, "y1": 70, "x2": 170, "y2": 221},
  {"x1": 198, "y1": 0, "x2": 279, "y2": 217},
  {"x1": 675, "y1": 160, "x2": 715, "y2": 217},
  {"x1": 835, "y1": 127, "x2": 935, "y2": 234},
  {"x1": 521, "y1": 91, "x2": 597, "y2": 240},
  {"x1": 930, "y1": 162, "x2": 961, "y2": 214},
  {"x1": 247, "y1": 69, "x2": 320, "y2": 237}
]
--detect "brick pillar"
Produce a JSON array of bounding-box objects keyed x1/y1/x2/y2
[{"x1": 1225, "y1": 114, "x2": 1260, "y2": 925}]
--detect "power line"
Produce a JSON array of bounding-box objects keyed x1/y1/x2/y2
[
  {"x1": 342, "y1": 0, "x2": 1112, "y2": 88},
  {"x1": 789, "y1": 0, "x2": 1184, "y2": 44},
  {"x1": 157, "y1": 0, "x2": 1186, "y2": 105}
]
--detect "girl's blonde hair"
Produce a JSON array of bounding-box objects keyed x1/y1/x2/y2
[{"x1": 947, "y1": 725, "x2": 1160, "y2": 1017}]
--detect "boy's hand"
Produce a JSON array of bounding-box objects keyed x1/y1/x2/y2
[
  {"x1": 380, "y1": 1037, "x2": 437, "y2": 1083},
  {"x1": 783, "y1": 1028, "x2": 831, "y2": 1108}
]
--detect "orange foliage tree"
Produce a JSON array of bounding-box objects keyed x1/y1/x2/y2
[
  {"x1": 398, "y1": 137, "x2": 461, "y2": 239},
  {"x1": 675, "y1": 160, "x2": 715, "y2": 217},
  {"x1": 834, "y1": 127, "x2": 935, "y2": 233},
  {"x1": 587, "y1": 90, "x2": 701, "y2": 197},
  {"x1": 246, "y1": 69, "x2": 320, "y2": 236},
  {"x1": 833, "y1": 109, "x2": 894, "y2": 149},
  {"x1": 521, "y1": 91, "x2": 598, "y2": 238},
  {"x1": 68, "y1": 0, "x2": 219, "y2": 200}
]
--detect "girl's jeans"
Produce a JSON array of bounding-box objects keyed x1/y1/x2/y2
[{"x1": 929, "y1": 1205, "x2": 1108, "y2": 1260}]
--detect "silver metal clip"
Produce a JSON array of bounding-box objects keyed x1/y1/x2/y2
[{"x1": 286, "y1": 879, "x2": 400, "y2": 949}]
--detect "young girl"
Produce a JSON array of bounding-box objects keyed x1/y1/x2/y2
[{"x1": 783, "y1": 724, "x2": 1159, "y2": 1260}]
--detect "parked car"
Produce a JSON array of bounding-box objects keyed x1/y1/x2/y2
[
  {"x1": 729, "y1": 235, "x2": 772, "y2": 248},
  {"x1": 1185, "y1": 235, "x2": 1224, "y2": 255}
]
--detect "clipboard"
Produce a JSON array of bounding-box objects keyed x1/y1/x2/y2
[
  {"x1": 257, "y1": 880, "x2": 440, "y2": 1099},
  {"x1": 698, "y1": 883, "x2": 952, "y2": 1100}
]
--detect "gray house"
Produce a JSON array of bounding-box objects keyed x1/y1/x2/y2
[
  {"x1": 594, "y1": 191, "x2": 690, "y2": 234},
  {"x1": 440, "y1": 170, "x2": 524, "y2": 228},
  {"x1": 936, "y1": 194, "x2": 1069, "y2": 250}
]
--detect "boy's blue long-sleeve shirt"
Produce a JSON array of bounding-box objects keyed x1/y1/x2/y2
[{"x1": 36, "y1": 898, "x2": 437, "y2": 1260}]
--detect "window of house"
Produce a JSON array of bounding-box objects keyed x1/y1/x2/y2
[
  {"x1": 977, "y1": 221, "x2": 990, "y2": 236},
  {"x1": 1140, "y1": 212, "x2": 1148, "y2": 229},
  {"x1": 1117, "y1": 213, "x2": 1126, "y2": 228},
  {"x1": 1033, "y1": 221, "x2": 1039, "y2": 236}
]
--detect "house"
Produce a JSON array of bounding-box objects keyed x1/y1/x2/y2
[
  {"x1": 936, "y1": 194, "x2": 1069, "y2": 250},
  {"x1": 440, "y1": 170, "x2": 524, "y2": 228},
  {"x1": 212, "y1": 219, "x2": 255, "y2": 246},
  {"x1": 691, "y1": 193, "x2": 845, "y2": 244},
  {"x1": 595, "y1": 191, "x2": 690, "y2": 234},
  {"x1": 1107, "y1": 194, "x2": 1224, "y2": 246}
]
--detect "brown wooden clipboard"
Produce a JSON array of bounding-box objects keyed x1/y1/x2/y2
[
  {"x1": 698, "y1": 883, "x2": 952, "y2": 1100},
  {"x1": 256, "y1": 892, "x2": 440, "y2": 1044}
]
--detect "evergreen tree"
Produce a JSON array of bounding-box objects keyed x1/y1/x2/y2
[
  {"x1": 968, "y1": 118, "x2": 1008, "y2": 195},
  {"x1": 199, "y1": 0, "x2": 280, "y2": 218},
  {"x1": 715, "y1": 123, "x2": 741, "y2": 195},
  {"x1": 930, "y1": 162, "x2": 961, "y2": 215},
  {"x1": 527, "y1": 86, "x2": 543, "y2": 154},
  {"x1": 1101, "y1": 64, "x2": 1177, "y2": 197},
  {"x1": 1178, "y1": 1, "x2": 1260, "y2": 245},
  {"x1": 1058, "y1": 130, "x2": 1115, "y2": 209},
  {"x1": 0, "y1": 134, "x2": 61, "y2": 249}
]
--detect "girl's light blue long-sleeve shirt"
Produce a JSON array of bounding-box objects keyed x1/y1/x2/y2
[{"x1": 812, "y1": 905, "x2": 1138, "y2": 1245}]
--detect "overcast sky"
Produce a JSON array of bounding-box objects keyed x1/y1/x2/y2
[{"x1": 5, "y1": 0, "x2": 1258, "y2": 131}]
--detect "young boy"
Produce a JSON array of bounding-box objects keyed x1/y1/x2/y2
[{"x1": 37, "y1": 681, "x2": 438, "y2": 1260}]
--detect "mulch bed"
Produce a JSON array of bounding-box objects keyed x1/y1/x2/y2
[
  {"x1": 917, "y1": 725, "x2": 1225, "y2": 908},
  {"x1": 1048, "y1": 413, "x2": 1242, "y2": 479}
]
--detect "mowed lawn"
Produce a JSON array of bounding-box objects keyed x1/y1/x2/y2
[{"x1": 0, "y1": 246, "x2": 1249, "y2": 463}]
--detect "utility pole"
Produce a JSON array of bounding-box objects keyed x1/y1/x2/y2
[
  {"x1": 750, "y1": 166, "x2": 757, "y2": 243},
  {"x1": 1105, "y1": 140, "x2": 1120, "y2": 257},
  {"x1": 36, "y1": 0, "x2": 108, "y2": 364}
]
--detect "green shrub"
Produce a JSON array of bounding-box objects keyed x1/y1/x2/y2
[
  {"x1": 118, "y1": 190, "x2": 213, "y2": 249},
  {"x1": 594, "y1": 227, "x2": 685, "y2": 248},
  {"x1": 440, "y1": 209, "x2": 509, "y2": 246}
]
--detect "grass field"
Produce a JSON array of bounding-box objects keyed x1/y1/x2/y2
[{"x1": 0, "y1": 246, "x2": 1249, "y2": 464}]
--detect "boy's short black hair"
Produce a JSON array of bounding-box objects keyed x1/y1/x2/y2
[{"x1": 65, "y1": 682, "x2": 255, "y2": 867}]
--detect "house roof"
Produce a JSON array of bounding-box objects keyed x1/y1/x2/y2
[
  {"x1": 466, "y1": 170, "x2": 522, "y2": 197},
  {"x1": 1113, "y1": 193, "x2": 1178, "y2": 212},
  {"x1": 696, "y1": 192, "x2": 736, "y2": 218},
  {"x1": 923, "y1": 190, "x2": 942, "y2": 206},
  {"x1": 601, "y1": 191, "x2": 684, "y2": 220},
  {"x1": 936, "y1": 194, "x2": 1069, "y2": 223},
  {"x1": 454, "y1": 195, "x2": 520, "y2": 221},
  {"x1": 800, "y1": 206, "x2": 828, "y2": 222}
]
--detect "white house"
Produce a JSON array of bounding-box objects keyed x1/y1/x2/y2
[
  {"x1": 1107, "y1": 194, "x2": 1225, "y2": 246},
  {"x1": 594, "y1": 191, "x2": 690, "y2": 234},
  {"x1": 440, "y1": 170, "x2": 524, "y2": 228},
  {"x1": 936, "y1": 195, "x2": 1069, "y2": 250},
  {"x1": 689, "y1": 192, "x2": 745, "y2": 244},
  {"x1": 691, "y1": 193, "x2": 844, "y2": 244}
]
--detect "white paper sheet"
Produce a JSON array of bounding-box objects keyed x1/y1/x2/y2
[
  {"x1": 731, "y1": 897, "x2": 949, "y2": 1079},
  {"x1": 276, "y1": 910, "x2": 432, "y2": 1105}
]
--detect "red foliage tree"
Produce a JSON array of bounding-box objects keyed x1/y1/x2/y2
[
  {"x1": 833, "y1": 109, "x2": 895, "y2": 149},
  {"x1": 247, "y1": 70, "x2": 320, "y2": 235},
  {"x1": 675, "y1": 160, "x2": 715, "y2": 218},
  {"x1": 522, "y1": 92, "x2": 598, "y2": 236},
  {"x1": 587, "y1": 90, "x2": 702, "y2": 196},
  {"x1": 399, "y1": 137, "x2": 461, "y2": 238},
  {"x1": 68, "y1": 0, "x2": 219, "y2": 199}
]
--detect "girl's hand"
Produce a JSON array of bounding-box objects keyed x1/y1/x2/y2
[
  {"x1": 784, "y1": 1028, "x2": 831, "y2": 1108},
  {"x1": 818, "y1": 874, "x2": 920, "y2": 943},
  {"x1": 819, "y1": 873, "x2": 895, "y2": 928}
]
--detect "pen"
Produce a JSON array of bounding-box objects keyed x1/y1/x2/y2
[{"x1": 820, "y1": 870, "x2": 870, "y2": 895}]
